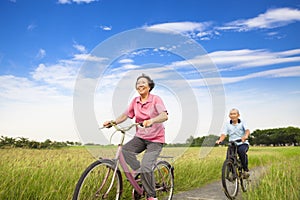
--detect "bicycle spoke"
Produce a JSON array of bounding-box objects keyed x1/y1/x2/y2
[
  {"x1": 73, "y1": 160, "x2": 122, "y2": 200},
  {"x1": 154, "y1": 161, "x2": 174, "y2": 200},
  {"x1": 222, "y1": 160, "x2": 238, "y2": 199}
]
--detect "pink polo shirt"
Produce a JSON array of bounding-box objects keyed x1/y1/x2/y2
[{"x1": 125, "y1": 94, "x2": 167, "y2": 143}]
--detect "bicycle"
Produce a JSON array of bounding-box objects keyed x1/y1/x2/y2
[
  {"x1": 73, "y1": 121, "x2": 174, "y2": 200},
  {"x1": 221, "y1": 139, "x2": 250, "y2": 200}
]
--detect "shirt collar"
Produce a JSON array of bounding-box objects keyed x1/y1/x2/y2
[
  {"x1": 230, "y1": 119, "x2": 241, "y2": 124},
  {"x1": 136, "y1": 93, "x2": 153, "y2": 104}
]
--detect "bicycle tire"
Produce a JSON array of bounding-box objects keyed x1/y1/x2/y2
[
  {"x1": 73, "y1": 159, "x2": 123, "y2": 200},
  {"x1": 153, "y1": 160, "x2": 174, "y2": 200},
  {"x1": 221, "y1": 160, "x2": 239, "y2": 199}
]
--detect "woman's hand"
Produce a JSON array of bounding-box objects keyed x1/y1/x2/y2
[
  {"x1": 143, "y1": 119, "x2": 153, "y2": 127},
  {"x1": 103, "y1": 120, "x2": 115, "y2": 128}
]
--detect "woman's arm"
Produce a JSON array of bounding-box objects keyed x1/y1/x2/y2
[{"x1": 143, "y1": 111, "x2": 168, "y2": 127}]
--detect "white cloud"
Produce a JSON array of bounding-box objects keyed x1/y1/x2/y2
[
  {"x1": 31, "y1": 63, "x2": 78, "y2": 90},
  {"x1": 27, "y1": 23, "x2": 36, "y2": 31},
  {"x1": 57, "y1": 0, "x2": 97, "y2": 4},
  {"x1": 145, "y1": 21, "x2": 215, "y2": 40},
  {"x1": 143, "y1": 7, "x2": 300, "y2": 41},
  {"x1": 0, "y1": 75, "x2": 61, "y2": 103},
  {"x1": 247, "y1": 65, "x2": 300, "y2": 78},
  {"x1": 207, "y1": 48, "x2": 300, "y2": 70},
  {"x1": 119, "y1": 58, "x2": 134, "y2": 64},
  {"x1": 196, "y1": 65, "x2": 300, "y2": 86},
  {"x1": 100, "y1": 25, "x2": 112, "y2": 31},
  {"x1": 36, "y1": 49, "x2": 46, "y2": 59},
  {"x1": 73, "y1": 53, "x2": 107, "y2": 62},
  {"x1": 73, "y1": 43, "x2": 87, "y2": 53},
  {"x1": 221, "y1": 7, "x2": 300, "y2": 31},
  {"x1": 57, "y1": 0, "x2": 70, "y2": 4},
  {"x1": 146, "y1": 21, "x2": 209, "y2": 32}
]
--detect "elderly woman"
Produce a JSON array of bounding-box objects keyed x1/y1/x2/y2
[{"x1": 103, "y1": 74, "x2": 168, "y2": 200}]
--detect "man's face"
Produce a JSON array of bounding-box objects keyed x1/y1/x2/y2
[{"x1": 229, "y1": 110, "x2": 240, "y2": 121}]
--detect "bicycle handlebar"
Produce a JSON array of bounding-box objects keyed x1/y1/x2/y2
[
  {"x1": 218, "y1": 139, "x2": 243, "y2": 145},
  {"x1": 100, "y1": 121, "x2": 144, "y2": 132},
  {"x1": 229, "y1": 139, "x2": 242, "y2": 143},
  {"x1": 100, "y1": 121, "x2": 153, "y2": 145}
]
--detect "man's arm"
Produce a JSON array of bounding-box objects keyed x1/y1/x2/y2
[
  {"x1": 216, "y1": 134, "x2": 226, "y2": 144},
  {"x1": 242, "y1": 129, "x2": 250, "y2": 143}
]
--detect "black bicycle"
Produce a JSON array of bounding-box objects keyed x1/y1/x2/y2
[{"x1": 221, "y1": 139, "x2": 250, "y2": 199}]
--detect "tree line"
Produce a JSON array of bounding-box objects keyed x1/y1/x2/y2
[
  {"x1": 250, "y1": 126, "x2": 300, "y2": 146},
  {"x1": 1, "y1": 126, "x2": 299, "y2": 149},
  {"x1": 167, "y1": 126, "x2": 300, "y2": 147},
  {"x1": 0, "y1": 136, "x2": 81, "y2": 149}
]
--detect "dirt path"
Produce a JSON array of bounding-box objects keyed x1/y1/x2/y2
[{"x1": 171, "y1": 166, "x2": 268, "y2": 200}]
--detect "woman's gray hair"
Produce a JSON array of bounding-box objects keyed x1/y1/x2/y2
[
  {"x1": 230, "y1": 108, "x2": 240, "y2": 114},
  {"x1": 136, "y1": 74, "x2": 155, "y2": 92}
]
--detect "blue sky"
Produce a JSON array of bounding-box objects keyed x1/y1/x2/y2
[{"x1": 0, "y1": 0, "x2": 300, "y2": 143}]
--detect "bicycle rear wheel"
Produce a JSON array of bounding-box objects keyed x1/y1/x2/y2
[
  {"x1": 153, "y1": 160, "x2": 174, "y2": 200},
  {"x1": 221, "y1": 160, "x2": 238, "y2": 199},
  {"x1": 240, "y1": 171, "x2": 250, "y2": 192},
  {"x1": 73, "y1": 159, "x2": 122, "y2": 200}
]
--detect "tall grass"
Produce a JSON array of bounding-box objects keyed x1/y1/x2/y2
[
  {"x1": 243, "y1": 150, "x2": 300, "y2": 200},
  {"x1": 0, "y1": 148, "x2": 93, "y2": 199},
  {"x1": 0, "y1": 146, "x2": 299, "y2": 199}
]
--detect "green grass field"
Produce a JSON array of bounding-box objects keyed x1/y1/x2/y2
[{"x1": 0, "y1": 146, "x2": 299, "y2": 199}]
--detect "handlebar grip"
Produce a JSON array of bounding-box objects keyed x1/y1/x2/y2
[{"x1": 102, "y1": 120, "x2": 117, "y2": 129}]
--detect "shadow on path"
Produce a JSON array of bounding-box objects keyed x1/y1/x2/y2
[{"x1": 171, "y1": 166, "x2": 268, "y2": 200}]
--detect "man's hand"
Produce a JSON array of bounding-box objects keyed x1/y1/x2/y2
[
  {"x1": 216, "y1": 139, "x2": 222, "y2": 144},
  {"x1": 241, "y1": 136, "x2": 248, "y2": 143}
]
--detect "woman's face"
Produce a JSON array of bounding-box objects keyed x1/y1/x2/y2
[{"x1": 136, "y1": 77, "x2": 150, "y2": 96}]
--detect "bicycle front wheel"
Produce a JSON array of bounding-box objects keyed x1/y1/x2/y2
[
  {"x1": 153, "y1": 160, "x2": 174, "y2": 200},
  {"x1": 221, "y1": 160, "x2": 238, "y2": 199},
  {"x1": 73, "y1": 159, "x2": 123, "y2": 200}
]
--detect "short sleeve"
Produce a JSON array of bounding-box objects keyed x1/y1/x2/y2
[
  {"x1": 154, "y1": 96, "x2": 168, "y2": 114},
  {"x1": 242, "y1": 121, "x2": 249, "y2": 131}
]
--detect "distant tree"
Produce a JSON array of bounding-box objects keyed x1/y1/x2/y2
[
  {"x1": 15, "y1": 137, "x2": 30, "y2": 148},
  {"x1": 250, "y1": 126, "x2": 300, "y2": 146}
]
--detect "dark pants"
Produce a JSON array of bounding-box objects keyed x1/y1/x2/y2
[
  {"x1": 237, "y1": 144, "x2": 249, "y2": 171},
  {"x1": 122, "y1": 136, "x2": 163, "y2": 198}
]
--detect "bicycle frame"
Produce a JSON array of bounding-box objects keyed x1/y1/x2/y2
[
  {"x1": 73, "y1": 122, "x2": 174, "y2": 200},
  {"x1": 101, "y1": 123, "x2": 144, "y2": 197},
  {"x1": 227, "y1": 141, "x2": 239, "y2": 165}
]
